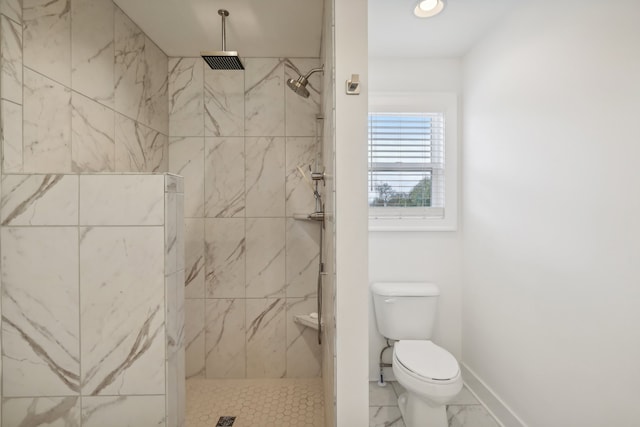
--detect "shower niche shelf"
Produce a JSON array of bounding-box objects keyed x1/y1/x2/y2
[{"x1": 294, "y1": 314, "x2": 322, "y2": 331}]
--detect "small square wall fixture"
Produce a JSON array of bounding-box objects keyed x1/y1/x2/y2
[{"x1": 414, "y1": 0, "x2": 445, "y2": 18}]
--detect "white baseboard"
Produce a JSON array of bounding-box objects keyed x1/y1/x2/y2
[{"x1": 461, "y1": 364, "x2": 528, "y2": 427}]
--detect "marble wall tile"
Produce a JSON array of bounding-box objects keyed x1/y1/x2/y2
[
  {"x1": 71, "y1": 92, "x2": 115, "y2": 172},
  {"x1": 184, "y1": 218, "x2": 204, "y2": 299},
  {"x1": 244, "y1": 58, "x2": 284, "y2": 137},
  {"x1": 246, "y1": 298, "x2": 286, "y2": 378},
  {"x1": 204, "y1": 218, "x2": 245, "y2": 299},
  {"x1": 80, "y1": 226, "x2": 165, "y2": 395},
  {"x1": 284, "y1": 58, "x2": 321, "y2": 137},
  {"x1": 204, "y1": 137, "x2": 244, "y2": 218},
  {"x1": 23, "y1": 0, "x2": 71, "y2": 86},
  {"x1": 165, "y1": 192, "x2": 177, "y2": 275},
  {"x1": 79, "y1": 174, "x2": 164, "y2": 226},
  {"x1": 169, "y1": 57, "x2": 203, "y2": 137},
  {"x1": 169, "y1": 137, "x2": 204, "y2": 218},
  {"x1": 0, "y1": 0, "x2": 22, "y2": 23},
  {"x1": 115, "y1": 113, "x2": 167, "y2": 172},
  {"x1": 286, "y1": 297, "x2": 321, "y2": 378},
  {"x1": 114, "y1": 7, "x2": 144, "y2": 122},
  {"x1": 1, "y1": 99, "x2": 22, "y2": 172},
  {"x1": 1, "y1": 174, "x2": 78, "y2": 225},
  {"x1": 1, "y1": 15, "x2": 22, "y2": 103},
  {"x1": 3, "y1": 397, "x2": 81, "y2": 426},
  {"x1": 1, "y1": 227, "x2": 79, "y2": 396},
  {"x1": 176, "y1": 194, "x2": 185, "y2": 270},
  {"x1": 184, "y1": 298, "x2": 205, "y2": 378},
  {"x1": 285, "y1": 218, "x2": 320, "y2": 298},
  {"x1": 204, "y1": 68, "x2": 244, "y2": 137},
  {"x1": 143, "y1": 36, "x2": 168, "y2": 135},
  {"x1": 82, "y1": 396, "x2": 166, "y2": 427},
  {"x1": 285, "y1": 137, "x2": 320, "y2": 216},
  {"x1": 245, "y1": 218, "x2": 286, "y2": 298},
  {"x1": 71, "y1": 0, "x2": 114, "y2": 108},
  {"x1": 205, "y1": 299, "x2": 246, "y2": 378},
  {"x1": 245, "y1": 137, "x2": 285, "y2": 217},
  {"x1": 23, "y1": 68, "x2": 71, "y2": 173}
]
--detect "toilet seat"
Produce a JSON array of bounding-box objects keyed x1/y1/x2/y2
[{"x1": 395, "y1": 340, "x2": 460, "y2": 382}]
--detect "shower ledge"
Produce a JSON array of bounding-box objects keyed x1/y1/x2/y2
[{"x1": 294, "y1": 314, "x2": 322, "y2": 330}]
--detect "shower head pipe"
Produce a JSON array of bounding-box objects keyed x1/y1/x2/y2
[
  {"x1": 287, "y1": 65, "x2": 324, "y2": 98},
  {"x1": 201, "y1": 9, "x2": 244, "y2": 70}
]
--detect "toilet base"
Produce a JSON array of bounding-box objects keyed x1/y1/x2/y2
[{"x1": 398, "y1": 392, "x2": 448, "y2": 427}]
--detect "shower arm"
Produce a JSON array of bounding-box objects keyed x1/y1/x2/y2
[{"x1": 303, "y1": 66, "x2": 324, "y2": 79}]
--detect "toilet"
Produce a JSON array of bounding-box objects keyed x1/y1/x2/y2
[{"x1": 371, "y1": 282, "x2": 462, "y2": 427}]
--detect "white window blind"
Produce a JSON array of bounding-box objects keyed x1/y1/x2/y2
[{"x1": 368, "y1": 112, "x2": 445, "y2": 218}]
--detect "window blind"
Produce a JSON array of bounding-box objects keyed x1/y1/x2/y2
[{"x1": 368, "y1": 112, "x2": 445, "y2": 213}]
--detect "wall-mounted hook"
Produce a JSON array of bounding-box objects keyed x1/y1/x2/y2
[{"x1": 346, "y1": 74, "x2": 360, "y2": 95}]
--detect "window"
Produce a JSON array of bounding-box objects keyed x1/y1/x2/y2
[{"x1": 369, "y1": 93, "x2": 457, "y2": 231}]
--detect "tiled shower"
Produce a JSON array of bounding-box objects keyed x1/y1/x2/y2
[{"x1": 0, "y1": 0, "x2": 332, "y2": 425}]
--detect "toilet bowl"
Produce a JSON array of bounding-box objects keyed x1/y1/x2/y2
[{"x1": 392, "y1": 340, "x2": 463, "y2": 427}]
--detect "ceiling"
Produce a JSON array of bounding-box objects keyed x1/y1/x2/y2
[{"x1": 114, "y1": 0, "x2": 522, "y2": 59}]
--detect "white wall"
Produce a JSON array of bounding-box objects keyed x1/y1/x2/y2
[
  {"x1": 463, "y1": 1, "x2": 640, "y2": 425},
  {"x1": 368, "y1": 58, "x2": 463, "y2": 380}
]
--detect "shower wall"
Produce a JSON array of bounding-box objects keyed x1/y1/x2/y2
[
  {"x1": 167, "y1": 57, "x2": 323, "y2": 379},
  {"x1": 0, "y1": 0, "x2": 169, "y2": 175}
]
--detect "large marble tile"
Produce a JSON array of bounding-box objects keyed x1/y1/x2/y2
[
  {"x1": 23, "y1": 0, "x2": 70, "y2": 86},
  {"x1": 245, "y1": 218, "x2": 286, "y2": 298},
  {"x1": 246, "y1": 298, "x2": 286, "y2": 378},
  {"x1": 244, "y1": 58, "x2": 284, "y2": 137},
  {"x1": 286, "y1": 297, "x2": 321, "y2": 378},
  {"x1": 80, "y1": 226, "x2": 165, "y2": 395},
  {"x1": 204, "y1": 218, "x2": 245, "y2": 299},
  {"x1": 1, "y1": 227, "x2": 79, "y2": 396},
  {"x1": 82, "y1": 396, "x2": 166, "y2": 427},
  {"x1": 169, "y1": 137, "x2": 204, "y2": 218},
  {"x1": 0, "y1": 15, "x2": 22, "y2": 103},
  {"x1": 79, "y1": 174, "x2": 164, "y2": 226},
  {"x1": 143, "y1": 36, "x2": 168, "y2": 135},
  {"x1": 0, "y1": 0, "x2": 22, "y2": 23},
  {"x1": 169, "y1": 57, "x2": 203, "y2": 137},
  {"x1": 204, "y1": 137, "x2": 245, "y2": 218},
  {"x1": 2, "y1": 397, "x2": 81, "y2": 426},
  {"x1": 286, "y1": 137, "x2": 320, "y2": 216},
  {"x1": 245, "y1": 137, "x2": 285, "y2": 217},
  {"x1": 284, "y1": 58, "x2": 321, "y2": 137},
  {"x1": 115, "y1": 113, "x2": 167, "y2": 172},
  {"x1": 71, "y1": 92, "x2": 115, "y2": 172},
  {"x1": 114, "y1": 7, "x2": 144, "y2": 122},
  {"x1": 285, "y1": 218, "x2": 320, "y2": 298},
  {"x1": 447, "y1": 405, "x2": 501, "y2": 427},
  {"x1": 165, "y1": 193, "x2": 177, "y2": 275},
  {"x1": 1, "y1": 174, "x2": 78, "y2": 225},
  {"x1": 449, "y1": 386, "x2": 481, "y2": 405},
  {"x1": 176, "y1": 194, "x2": 185, "y2": 270},
  {"x1": 184, "y1": 298, "x2": 205, "y2": 378},
  {"x1": 71, "y1": 0, "x2": 114, "y2": 108},
  {"x1": 204, "y1": 68, "x2": 244, "y2": 137},
  {"x1": 23, "y1": 68, "x2": 71, "y2": 173},
  {"x1": 184, "y1": 218, "x2": 204, "y2": 299},
  {"x1": 369, "y1": 406, "x2": 405, "y2": 427},
  {"x1": 1, "y1": 99, "x2": 23, "y2": 172},
  {"x1": 369, "y1": 381, "x2": 398, "y2": 407},
  {"x1": 205, "y1": 299, "x2": 246, "y2": 378}
]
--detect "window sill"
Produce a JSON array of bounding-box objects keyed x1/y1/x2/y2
[{"x1": 368, "y1": 217, "x2": 457, "y2": 232}]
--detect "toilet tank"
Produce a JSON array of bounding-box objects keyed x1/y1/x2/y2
[{"x1": 371, "y1": 282, "x2": 440, "y2": 340}]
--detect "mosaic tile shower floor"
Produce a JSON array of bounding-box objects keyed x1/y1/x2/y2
[{"x1": 186, "y1": 378, "x2": 324, "y2": 427}]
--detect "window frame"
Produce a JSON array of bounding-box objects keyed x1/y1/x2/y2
[{"x1": 368, "y1": 92, "x2": 458, "y2": 232}]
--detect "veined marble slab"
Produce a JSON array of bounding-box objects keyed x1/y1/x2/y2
[
  {"x1": 71, "y1": 92, "x2": 115, "y2": 172},
  {"x1": 246, "y1": 218, "x2": 286, "y2": 298},
  {"x1": 115, "y1": 113, "x2": 168, "y2": 172},
  {"x1": 1, "y1": 99, "x2": 23, "y2": 172},
  {"x1": 80, "y1": 226, "x2": 165, "y2": 395},
  {"x1": 285, "y1": 218, "x2": 320, "y2": 298},
  {"x1": 2, "y1": 227, "x2": 80, "y2": 396},
  {"x1": 169, "y1": 57, "x2": 203, "y2": 137},
  {"x1": 81, "y1": 396, "x2": 166, "y2": 427},
  {"x1": 114, "y1": 7, "x2": 144, "y2": 123},
  {"x1": 245, "y1": 136, "x2": 285, "y2": 217},
  {"x1": 246, "y1": 298, "x2": 286, "y2": 378},
  {"x1": 285, "y1": 136, "x2": 320, "y2": 217},
  {"x1": 142, "y1": 36, "x2": 168, "y2": 135},
  {"x1": 169, "y1": 137, "x2": 204, "y2": 218},
  {"x1": 286, "y1": 297, "x2": 321, "y2": 378},
  {"x1": 205, "y1": 299, "x2": 246, "y2": 378},
  {"x1": 3, "y1": 397, "x2": 81, "y2": 426},
  {"x1": 284, "y1": 58, "x2": 321, "y2": 137},
  {"x1": 0, "y1": 15, "x2": 22, "y2": 103},
  {"x1": 184, "y1": 218, "x2": 204, "y2": 299},
  {"x1": 204, "y1": 68, "x2": 244, "y2": 137},
  {"x1": 204, "y1": 218, "x2": 245, "y2": 299},
  {"x1": 244, "y1": 58, "x2": 284, "y2": 137},
  {"x1": 184, "y1": 299, "x2": 204, "y2": 379},
  {"x1": 0, "y1": 0, "x2": 22, "y2": 23},
  {"x1": 204, "y1": 137, "x2": 245, "y2": 218}
]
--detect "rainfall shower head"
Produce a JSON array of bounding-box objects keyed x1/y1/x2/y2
[
  {"x1": 286, "y1": 65, "x2": 324, "y2": 98},
  {"x1": 201, "y1": 9, "x2": 244, "y2": 70}
]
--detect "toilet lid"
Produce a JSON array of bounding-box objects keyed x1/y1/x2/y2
[{"x1": 395, "y1": 341, "x2": 459, "y2": 381}]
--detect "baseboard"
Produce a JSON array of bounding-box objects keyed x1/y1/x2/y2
[{"x1": 461, "y1": 364, "x2": 528, "y2": 427}]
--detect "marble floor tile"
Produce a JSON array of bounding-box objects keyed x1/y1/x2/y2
[
  {"x1": 369, "y1": 381, "x2": 399, "y2": 407},
  {"x1": 369, "y1": 406, "x2": 405, "y2": 427},
  {"x1": 447, "y1": 405, "x2": 501, "y2": 427}
]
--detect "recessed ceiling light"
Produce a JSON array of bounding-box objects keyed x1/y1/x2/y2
[{"x1": 414, "y1": 0, "x2": 445, "y2": 18}]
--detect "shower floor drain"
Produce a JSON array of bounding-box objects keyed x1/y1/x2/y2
[{"x1": 215, "y1": 416, "x2": 236, "y2": 426}]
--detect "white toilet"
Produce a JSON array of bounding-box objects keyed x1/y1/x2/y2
[{"x1": 371, "y1": 282, "x2": 463, "y2": 427}]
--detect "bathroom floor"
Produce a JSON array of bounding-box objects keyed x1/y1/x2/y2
[
  {"x1": 186, "y1": 377, "x2": 324, "y2": 427},
  {"x1": 369, "y1": 381, "x2": 501, "y2": 427}
]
